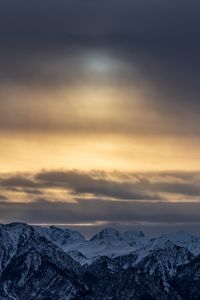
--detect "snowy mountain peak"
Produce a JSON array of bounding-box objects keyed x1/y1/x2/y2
[
  {"x1": 147, "y1": 236, "x2": 178, "y2": 251},
  {"x1": 123, "y1": 230, "x2": 144, "y2": 239},
  {"x1": 34, "y1": 225, "x2": 85, "y2": 248},
  {"x1": 90, "y1": 228, "x2": 121, "y2": 242},
  {"x1": 0, "y1": 223, "x2": 200, "y2": 299},
  {"x1": 4, "y1": 222, "x2": 27, "y2": 227},
  {"x1": 173, "y1": 229, "x2": 193, "y2": 241},
  {"x1": 63, "y1": 228, "x2": 86, "y2": 243},
  {"x1": 164, "y1": 230, "x2": 200, "y2": 255},
  {"x1": 122, "y1": 230, "x2": 145, "y2": 246},
  {"x1": 0, "y1": 222, "x2": 33, "y2": 247}
]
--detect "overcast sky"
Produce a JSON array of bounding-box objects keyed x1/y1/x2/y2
[{"x1": 1, "y1": 0, "x2": 200, "y2": 234}]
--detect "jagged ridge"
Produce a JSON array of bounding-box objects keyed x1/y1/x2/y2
[{"x1": 0, "y1": 223, "x2": 199, "y2": 299}]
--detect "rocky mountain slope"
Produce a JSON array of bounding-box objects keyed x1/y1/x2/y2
[{"x1": 0, "y1": 223, "x2": 199, "y2": 299}]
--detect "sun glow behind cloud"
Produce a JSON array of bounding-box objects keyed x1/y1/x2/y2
[
  {"x1": 0, "y1": 42, "x2": 199, "y2": 180},
  {"x1": 0, "y1": 48, "x2": 200, "y2": 176}
]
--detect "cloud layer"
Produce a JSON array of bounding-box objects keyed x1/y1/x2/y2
[
  {"x1": 1, "y1": 1, "x2": 200, "y2": 232},
  {"x1": 0, "y1": 0, "x2": 200, "y2": 157},
  {"x1": 0, "y1": 170, "x2": 200, "y2": 232}
]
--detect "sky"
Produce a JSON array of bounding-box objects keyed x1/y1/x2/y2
[{"x1": 1, "y1": 0, "x2": 200, "y2": 234}]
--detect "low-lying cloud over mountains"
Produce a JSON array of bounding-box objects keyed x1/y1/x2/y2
[{"x1": 1, "y1": 170, "x2": 200, "y2": 233}]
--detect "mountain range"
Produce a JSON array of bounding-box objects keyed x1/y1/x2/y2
[{"x1": 0, "y1": 223, "x2": 199, "y2": 299}]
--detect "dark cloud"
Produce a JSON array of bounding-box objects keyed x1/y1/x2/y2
[
  {"x1": 131, "y1": 178, "x2": 200, "y2": 197},
  {"x1": 0, "y1": 195, "x2": 8, "y2": 202},
  {"x1": 148, "y1": 182, "x2": 200, "y2": 197},
  {"x1": 36, "y1": 170, "x2": 159, "y2": 200},
  {"x1": 1, "y1": 170, "x2": 200, "y2": 202},
  {"x1": 0, "y1": 176, "x2": 38, "y2": 188},
  {"x1": 0, "y1": 170, "x2": 200, "y2": 231},
  {"x1": 35, "y1": 170, "x2": 200, "y2": 198},
  {"x1": 1, "y1": 198, "x2": 200, "y2": 228},
  {"x1": 0, "y1": 1, "x2": 199, "y2": 136},
  {"x1": 0, "y1": 0, "x2": 199, "y2": 85},
  {"x1": 1, "y1": 0, "x2": 199, "y2": 47}
]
